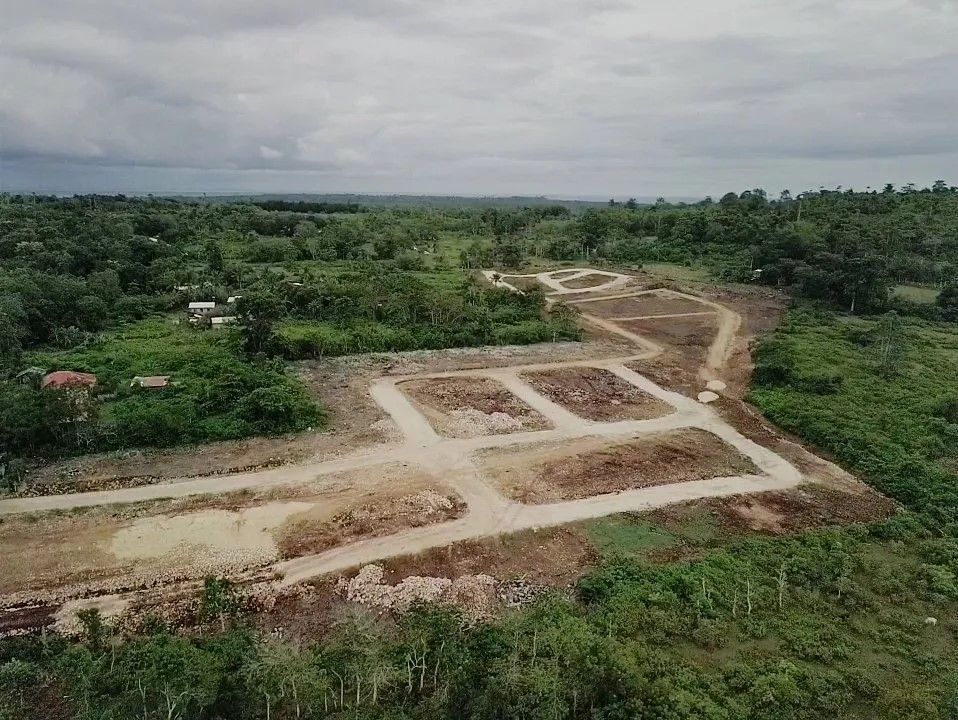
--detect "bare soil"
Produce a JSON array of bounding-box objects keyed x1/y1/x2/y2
[
  {"x1": 636, "y1": 483, "x2": 898, "y2": 565},
  {"x1": 561, "y1": 274, "x2": 613, "y2": 289},
  {"x1": 0, "y1": 463, "x2": 439, "y2": 602},
  {"x1": 578, "y1": 293, "x2": 711, "y2": 319},
  {"x1": 522, "y1": 367, "x2": 674, "y2": 421},
  {"x1": 502, "y1": 276, "x2": 543, "y2": 292},
  {"x1": 276, "y1": 490, "x2": 465, "y2": 558},
  {"x1": 481, "y1": 428, "x2": 759, "y2": 504},
  {"x1": 401, "y1": 376, "x2": 552, "y2": 437},
  {"x1": 23, "y1": 341, "x2": 615, "y2": 494},
  {"x1": 382, "y1": 526, "x2": 596, "y2": 587}
]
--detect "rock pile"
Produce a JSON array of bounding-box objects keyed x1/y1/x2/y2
[{"x1": 337, "y1": 565, "x2": 497, "y2": 619}]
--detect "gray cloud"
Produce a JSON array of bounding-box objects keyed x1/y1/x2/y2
[{"x1": 1, "y1": 0, "x2": 956, "y2": 196}]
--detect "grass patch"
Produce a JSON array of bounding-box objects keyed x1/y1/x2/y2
[
  {"x1": 584, "y1": 516, "x2": 680, "y2": 557},
  {"x1": 892, "y1": 284, "x2": 941, "y2": 303}
]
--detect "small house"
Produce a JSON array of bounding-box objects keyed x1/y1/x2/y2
[
  {"x1": 41, "y1": 371, "x2": 97, "y2": 390},
  {"x1": 188, "y1": 301, "x2": 217, "y2": 314},
  {"x1": 227, "y1": 295, "x2": 242, "y2": 304},
  {"x1": 131, "y1": 375, "x2": 170, "y2": 389},
  {"x1": 211, "y1": 316, "x2": 238, "y2": 328}
]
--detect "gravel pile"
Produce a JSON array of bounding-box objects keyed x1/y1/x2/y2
[{"x1": 338, "y1": 564, "x2": 497, "y2": 619}]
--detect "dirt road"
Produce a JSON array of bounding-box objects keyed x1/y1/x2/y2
[{"x1": 3, "y1": 269, "x2": 806, "y2": 600}]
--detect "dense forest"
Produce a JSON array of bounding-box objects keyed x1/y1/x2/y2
[{"x1": 2, "y1": 184, "x2": 958, "y2": 718}]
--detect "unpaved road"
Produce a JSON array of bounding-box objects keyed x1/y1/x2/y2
[{"x1": 2, "y1": 269, "x2": 804, "y2": 601}]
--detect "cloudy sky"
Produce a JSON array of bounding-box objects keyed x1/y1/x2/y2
[{"x1": 1, "y1": 0, "x2": 956, "y2": 197}]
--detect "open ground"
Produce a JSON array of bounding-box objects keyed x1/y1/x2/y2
[{"x1": 0, "y1": 268, "x2": 890, "y2": 630}]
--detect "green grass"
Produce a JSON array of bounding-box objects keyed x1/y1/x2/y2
[
  {"x1": 892, "y1": 284, "x2": 941, "y2": 303},
  {"x1": 641, "y1": 262, "x2": 713, "y2": 283},
  {"x1": 584, "y1": 517, "x2": 680, "y2": 557}
]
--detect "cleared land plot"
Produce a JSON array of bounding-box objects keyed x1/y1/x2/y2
[
  {"x1": 583, "y1": 483, "x2": 898, "y2": 564},
  {"x1": 382, "y1": 526, "x2": 596, "y2": 588},
  {"x1": 0, "y1": 463, "x2": 440, "y2": 601},
  {"x1": 522, "y1": 367, "x2": 674, "y2": 421},
  {"x1": 478, "y1": 428, "x2": 760, "y2": 504},
  {"x1": 500, "y1": 276, "x2": 542, "y2": 292},
  {"x1": 400, "y1": 376, "x2": 552, "y2": 437},
  {"x1": 560, "y1": 274, "x2": 616, "y2": 289},
  {"x1": 576, "y1": 293, "x2": 710, "y2": 318},
  {"x1": 276, "y1": 489, "x2": 465, "y2": 558},
  {"x1": 892, "y1": 284, "x2": 940, "y2": 303},
  {"x1": 616, "y1": 315, "x2": 718, "y2": 362}
]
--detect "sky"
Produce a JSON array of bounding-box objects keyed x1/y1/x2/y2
[{"x1": 1, "y1": 0, "x2": 956, "y2": 198}]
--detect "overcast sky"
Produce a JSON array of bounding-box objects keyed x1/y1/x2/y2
[{"x1": 1, "y1": 0, "x2": 956, "y2": 198}]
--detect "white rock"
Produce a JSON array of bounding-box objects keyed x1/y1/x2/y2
[
  {"x1": 706, "y1": 379, "x2": 727, "y2": 392},
  {"x1": 697, "y1": 391, "x2": 720, "y2": 404},
  {"x1": 925, "y1": 616, "x2": 938, "y2": 626}
]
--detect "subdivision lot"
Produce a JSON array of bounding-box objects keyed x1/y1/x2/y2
[
  {"x1": 561, "y1": 274, "x2": 615, "y2": 289},
  {"x1": 522, "y1": 366, "x2": 674, "y2": 421},
  {"x1": 400, "y1": 376, "x2": 552, "y2": 437},
  {"x1": 0, "y1": 463, "x2": 453, "y2": 603},
  {"x1": 578, "y1": 292, "x2": 712, "y2": 319},
  {"x1": 478, "y1": 428, "x2": 760, "y2": 504}
]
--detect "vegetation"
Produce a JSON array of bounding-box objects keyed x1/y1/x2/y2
[{"x1": 0, "y1": 195, "x2": 575, "y2": 470}]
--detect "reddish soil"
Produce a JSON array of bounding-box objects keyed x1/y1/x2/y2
[
  {"x1": 636, "y1": 483, "x2": 899, "y2": 565},
  {"x1": 522, "y1": 367, "x2": 673, "y2": 421},
  {"x1": 483, "y1": 429, "x2": 759, "y2": 504},
  {"x1": 401, "y1": 376, "x2": 552, "y2": 437}
]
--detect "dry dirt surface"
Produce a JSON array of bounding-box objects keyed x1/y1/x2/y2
[
  {"x1": 0, "y1": 463, "x2": 448, "y2": 605},
  {"x1": 400, "y1": 376, "x2": 552, "y2": 437},
  {"x1": 276, "y1": 490, "x2": 465, "y2": 558},
  {"x1": 481, "y1": 429, "x2": 760, "y2": 504},
  {"x1": 382, "y1": 526, "x2": 595, "y2": 587},
  {"x1": 0, "y1": 268, "x2": 890, "y2": 629},
  {"x1": 581, "y1": 293, "x2": 712, "y2": 319},
  {"x1": 522, "y1": 366, "x2": 674, "y2": 421}
]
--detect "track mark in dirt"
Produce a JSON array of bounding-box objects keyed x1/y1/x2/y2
[{"x1": 522, "y1": 366, "x2": 674, "y2": 422}]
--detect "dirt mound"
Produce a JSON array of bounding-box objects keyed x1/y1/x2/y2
[{"x1": 337, "y1": 564, "x2": 497, "y2": 619}]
